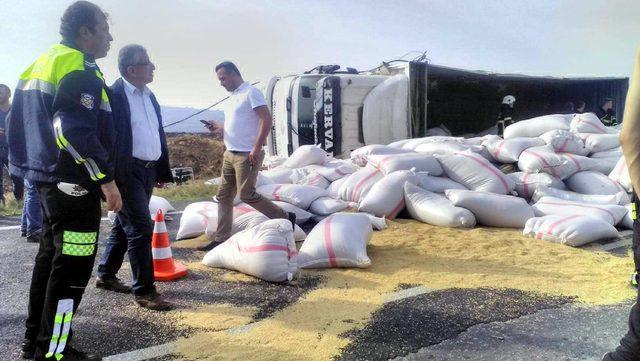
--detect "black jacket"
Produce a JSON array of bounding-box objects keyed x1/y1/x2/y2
[{"x1": 109, "y1": 78, "x2": 173, "y2": 192}]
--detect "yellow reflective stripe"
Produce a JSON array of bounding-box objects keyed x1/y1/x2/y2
[
  {"x1": 19, "y1": 44, "x2": 86, "y2": 90},
  {"x1": 47, "y1": 299, "x2": 74, "y2": 358},
  {"x1": 632, "y1": 202, "x2": 637, "y2": 221},
  {"x1": 16, "y1": 78, "x2": 56, "y2": 95}
]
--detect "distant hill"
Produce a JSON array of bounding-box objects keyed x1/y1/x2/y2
[{"x1": 161, "y1": 106, "x2": 225, "y2": 133}]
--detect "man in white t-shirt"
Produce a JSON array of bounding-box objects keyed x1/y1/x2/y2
[{"x1": 200, "y1": 62, "x2": 294, "y2": 251}]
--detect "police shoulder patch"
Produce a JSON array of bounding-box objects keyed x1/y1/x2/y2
[{"x1": 80, "y1": 93, "x2": 95, "y2": 110}]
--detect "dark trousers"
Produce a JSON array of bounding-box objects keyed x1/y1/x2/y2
[
  {"x1": 605, "y1": 193, "x2": 640, "y2": 360},
  {"x1": 97, "y1": 163, "x2": 156, "y2": 296},
  {"x1": 25, "y1": 182, "x2": 101, "y2": 360}
]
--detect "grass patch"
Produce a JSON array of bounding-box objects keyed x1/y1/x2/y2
[
  {"x1": 0, "y1": 195, "x2": 23, "y2": 217},
  {"x1": 155, "y1": 179, "x2": 217, "y2": 202}
]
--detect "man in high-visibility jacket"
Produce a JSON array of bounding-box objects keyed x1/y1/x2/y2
[
  {"x1": 6, "y1": 1, "x2": 122, "y2": 360},
  {"x1": 603, "y1": 49, "x2": 640, "y2": 361}
]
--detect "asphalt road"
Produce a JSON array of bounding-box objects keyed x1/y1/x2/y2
[{"x1": 0, "y1": 204, "x2": 635, "y2": 360}]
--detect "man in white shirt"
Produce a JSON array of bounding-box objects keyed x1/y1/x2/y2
[
  {"x1": 199, "y1": 61, "x2": 294, "y2": 251},
  {"x1": 96, "y1": 45, "x2": 174, "y2": 310}
]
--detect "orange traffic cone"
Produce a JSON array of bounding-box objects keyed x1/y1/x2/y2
[{"x1": 152, "y1": 209, "x2": 187, "y2": 281}]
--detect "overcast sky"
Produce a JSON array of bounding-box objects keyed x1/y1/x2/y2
[{"x1": 1, "y1": 0, "x2": 639, "y2": 109}]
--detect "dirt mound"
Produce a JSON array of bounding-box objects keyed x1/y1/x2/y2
[{"x1": 167, "y1": 133, "x2": 225, "y2": 178}]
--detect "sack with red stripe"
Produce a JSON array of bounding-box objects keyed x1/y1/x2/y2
[
  {"x1": 484, "y1": 137, "x2": 544, "y2": 163},
  {"x1": 202, "y1": 219, "x2": 298, "y2": 282},
  {"x1": 531, "y1": 185, "x2": 626, "y2": 205},
  {"x1": 517, "y1": 146, "x2": 565, "y2": 174},
  {"x1": 298, "y1": 213, "x2": 372, "y2": 269},
  {"x1": 565, "y1": 171, "x2": 630, "y2": 203},
  {"x1": 437, "y1": 151, "x2": 515, "y2": 194},
  {"x1": 551, "y1": 153, "x2": 599, "y2": 180},
  {"x1": 260, "y1": 168, "x2": 295, "y2": 184},
  {"x1": 445, "y1": 189, "x2": 534, "y2": 228},
  {"x1": 570, "y1": 113, "x2": 619, "y2": 134},
  {"x1": 609, "y1": 156, "x2": 632, "y2": 192},
  {"x1": 313, "y1": 159, "x2": 358, "y2": 181},
  {"x1": 405, "y1": 183, "x2": 475, "y2": 228},
  {"x1": 358, "y1": 169, "x2": 418, "y2": 218},
  {"x1": 350, "y1": 144, "x2": 414, "y2": 167},
  {"x1": 579, "y1": 133, "x2": 621, "y2": 153},
  {"x1": 366, "y1": 153, "x2": 443, "y2": 176},
  {"x1": 503, "y1": 114, "x2": 570, "y2": 139},
  {"x1": 507, "y1": 172, "x2": 565, "y2": 199},
  {"x1": 257, "y1": 184, "x2": 328, "y2": 209},
  {"x1": 414, "y1": 172, "x2": 467, "y2": 193},
  {"x1": 338, "y1": 166, "x2": 384, "y2": 203},
  {"x1": 523, "y1": 215, "x2": 619, "y2": 247},
  {"x1": 282, "y1": 144, "x2": 328, "y2": 168},
  {"x1": 328, "y1": 177, "x2": 348, "y2": 198},
  {"x1": 298, "y1": 172, "x2": 331, "y2": 189},
  {"x1": 230, "y1": 211, "x2": 307, "y2": 242},
  {"x1": 532, "y1": 196, "x2": 627, "y2": 226},
  {"x1": 539, "y1": 130, "x2": 588, "y2": 155}
]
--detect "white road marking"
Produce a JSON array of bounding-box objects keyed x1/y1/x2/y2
[
  {"x1": 103, "y1": 342, "x2": 176, "y2": 361},
  {"x1": 0, "y1": 225, "x2": 21, "y2": 231}
]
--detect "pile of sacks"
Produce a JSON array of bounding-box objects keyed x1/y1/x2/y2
[{"x1": 188, "y1": 113, "x2": 631, "y2": 281}]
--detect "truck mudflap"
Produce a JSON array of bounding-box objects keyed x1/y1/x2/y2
[{"x1": 313, "y1": 76, "x2": 342, "y2": 157}]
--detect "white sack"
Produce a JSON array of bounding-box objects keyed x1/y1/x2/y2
[
  {"x1": 350, "y1": 144, "x2": 413, "y2": 167},
  {"x1": 366, "y1": 153, "x2": 443, "y2": 176},
  {"x1": 364, "y1": 213, "x2": 388, "y2": 230},
  {"x1": 589, "y1": 156, "x2": 619, "y2": 174},
  {"x1": 283, "y1": 144, "x2": 327, "y2": 168},
  {"x1": 338, "y1": 167, "x2": 384, "y2": 202},
  {"x1": 272, "y1": 201, "x2": 314, "y2": 224},
  {"x1": 257, "y1": 184, "x2": 328, "y2": 209},
  {"x1": 507, "y1": 172, "x2": 565, "y2": 199},
  {"x1": 580, "y1": 133, "x2": 621, "y2": 153},
  {"x1": 531, "y1": 196, "x2": 627, "y2": 225},
  {"x1": 504, "y1": 114, "x2": 570, "y2": 139},
  {"x1": 532, "y1": 186, "x2": 626, "y2": 205},
  {"x1": 328, "y1": 177, "x2": 348, "y2": 198},
  {"x1": 260, "y1": 168, "x2": 294, "y2": 184},
  {"x1": 565, "y1": 171, "x2": 629, "y2": 200},
  {"x1": 230, "y1": 211, "x2": 306, "y2": 241},
  {"x1": 445, "y1": 189, "x2": 534, "y2": 228},
  {"x1": 202, "y1": 219, "x2": 298, "y2": 282},
  {"x1": 609, "y1": 156, "x2": 632, "y2": 192},
  {"x1": 570, "y1": 113, "x2": 619, "y2": 134},
  {"x1": 484, "y1": 137, "x2": 545, "y2": 163},
  {"x1": 177, "y1": 201, "x2": 218, "y2": 239},
  {"x1": 314, "y1": 159, "x2": 359, "y2": 181},
  {"x1": 620, "y1": 204, "x2": 633, "y2": 230},
  {"x1": 405, "y1": 183, "x2": 476, "y2": 228},
  {"x1": 414, "y1": 172, "x2": 467, "y2": 193},
  {"x1": 362, "y1": 74, "x2": 411, "y2": 145},
  {"x1": 437, "y1": 151, "x2": 515, "y2": 194},
  {"x1": 590, "y1": 147, "x2": 622, "y2": 159},
  {"x1": 358, "y1": 170, "x2": 418, "y2": 218},
  {"x1": 298, "y1": 213, "x2": 373, "y2": 268},
  {"x1": 387, "y1": 139, "x2": 412, "y2": 149},
  {"x1": 309, "y1": 197, "x2": 350, "y2": 215},
  {"x1": 523, "y1": 215, "x2": 619, "y2": 247},
  {"x1": 517, "y1": 146, "x2": 565, "y2": 175},
  {"x1": 149, "y1": 195, "x2": 175, "y2": 220},
  {"x1": 401, "y1": 136, "x2": 465, "y2": 151},
  {"x1": 298, "y1": 172, "x2": 331, "y2": 189},
  {"x1": 539, "y1": 130, "x2": 588, "y2": 155},
  {"x1": 414, "y1": 141, "x2": 482, "y2": 156}
]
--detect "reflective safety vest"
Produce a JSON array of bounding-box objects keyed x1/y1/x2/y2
[{"x1": 7, "y1": 42, "x2": 114, "y2": 190}]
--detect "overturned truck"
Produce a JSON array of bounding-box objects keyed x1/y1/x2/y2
[{"x1": 264, "y1": 62, "x2": 628, "y2": 158}]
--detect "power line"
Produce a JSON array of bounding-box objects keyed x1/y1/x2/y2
[{"x1": 162, "y1": 81, "x2": 261, "y2": 129}]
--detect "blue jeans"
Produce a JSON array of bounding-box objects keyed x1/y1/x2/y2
[
  {"x1": 21, "y1": 179, "x2": 42, "y2": 236},
  {"x1": 97, "y1": 163, "x2": 156, "y2": 296}
]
